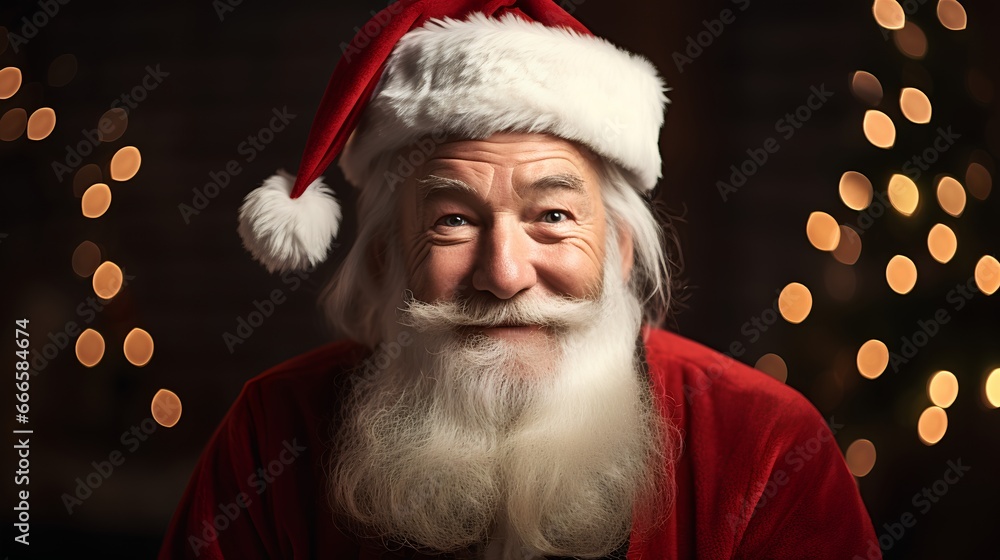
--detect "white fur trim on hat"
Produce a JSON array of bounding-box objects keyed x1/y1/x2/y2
[
  {"x1": 237, "y1": 170, "x2": 342, "y2": 273},
  {"x1": 339, "y1": 12, "x2": 669, "y2": 191}
]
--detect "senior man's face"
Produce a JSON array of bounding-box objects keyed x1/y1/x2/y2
[{"x1": 398, "y1": 132, "x2": 632, "y2": 340}]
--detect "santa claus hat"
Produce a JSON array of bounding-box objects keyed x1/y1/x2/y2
[{"x1": 238, "y1": 0, "x2": 668, "y2": 273}]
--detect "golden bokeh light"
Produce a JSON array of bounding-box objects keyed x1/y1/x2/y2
[
  {"x1": 110, "y1": 146, "x2": 141, "y2": 181},
  {"x1": 936, "y1": 0, "x2": 967, "y2": 31},
  {"x1": 873, "y1": 0, "x2": 905, "y2": 30},
  {"x1": 124, "y1": 328, "x2": 155, "y2": 367},
  {"x1": 917, "y1": 406, "x2": 948, "y2": 445},
  {"x1": 936, "y1": 176, "x2": 966, "y2": 217},
  {"x1": 0, "y1": 108, "x2": 27, "y2": 141},
  {"x1": 73, "y1": 164, "x2": 103, "y2": 198},
  {"x1": 886, "y1": 255, "x2": 918, "y2": 294},
  {"x1": 839, "y1": 171, "x2": 874, "y2": 211},
  {"x1": 985, "y1": 369, "x2": 1000, "y2": 409},
  {"x1": 899, "y1": 88, "x2": 932, "y2": 124},
  {"x1": 26, "y1": 107, "x2": 56, "y2": 140},
  {"x1": 93, "y1": 261, "x2": 124, "y2": 299},
  {"x1": 863, "y1": 110, "x2": 896, "y2": 148},
  {"x1": 47, "y1": 53, "x2": 78, "y2": 87},
  {"x1": 927, "y1": 224, "x2": 957, "y2": 264},
  {"x1": 857, "y1": 340, "x2": 889, "y2": 379},
  {"x1": 888, "y1": 174, "x2": 919, "y2": 216},
  {"x1": 81, "y1": 183, "x2": 112, "y2": 218},
  {"x1": 833, "y1": 225, "x2": 863, "y2": 265},
  {"x1": 152, "y1": 389, "x2": 183, "y2": 428},
  {"x1": 928, "y1": 371, "x2": 959, "y2": 408},
  {"x1": 965, "y1": 162, "x2": 992, "y2": 200},
  {"x1": 850, "y1": 71, "x2": 883, "y2": 106},
  {"x1": 845, "y1": 439, "x2": 877, "y2": 477},
  {"x1": 893, "y1": 22, "x2": 928, "y2": 59},
  {"x1": 0, "y1": 66, "x2": 21, "y2": 99},
  {"x1": 98, "y1": 108, "x2": 128, "y2": 142},
  {"x1": 778, "y1": 283, "x2": 813, "y2": 324},
  {"x1": 71, "y1": 241, "x2": 102, "y2": 278},
  {"x1": 806, "y1": 212, "x2": 841, "y2": 251},
  {"x1": 754, "y1": 353, "x2": 788, "y2": 384},
  {"x1": 75, "y1": 328, "x2": 105, "y2": 368},
  {"x1": 975, "y1": 256, "x2": 1000, "y2": 296}
]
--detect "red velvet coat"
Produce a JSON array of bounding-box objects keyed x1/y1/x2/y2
[{"x1": 158, "y1": 327, "x2": 879, "y2": 559}]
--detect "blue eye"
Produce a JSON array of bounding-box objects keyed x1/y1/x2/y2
[
  {"x1": 440, "y1": 215, "x2": 468, "y2": 227},
  {"x1": 541, "y1": 210, "x2": 569, "y2": 223}
]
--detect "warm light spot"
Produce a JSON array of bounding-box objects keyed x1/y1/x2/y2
[
  {"x1": 846, "y1": 439, "x2": 877, "y2": 477},
  {"x1": 888, "y1": 174, "x2": 919, "y2": 216},
  {"x1": 840, "y1": 171, "x2": 874, "y2": 211},
  {"x1": 873, "y1": 0, "x2": 906, "y2": 30},
  {"x1": 850, "y1": 71, "x2": 883, "y2": 106},
  {"x1": 26, "y1": 107, "x2": 56, "y2": 140},
  {"x1": 98, "y1": 108, "x2": 128, "y2": 142},
  {"x1": 75, "y1": 329, "x2": 106, "y2": 368},
  {"x1": 975, "y1": 256, "x2": 1000, "y2": 295},
  {"x1": 0, "y1": 66, "x2": 21, "y2": 99},
  {"x1": 152, "y1": 389, "x2": 183, "y2": 428},
  {"x1": 936, "y1": 176, "x2": 966, "y2": 216},
  {"x1": 71, "y1": 241, "x2": 102, "y2": 277},
  {"x1": 937, "y1": 0, "x2": 967, "y2": 31},
  {"x1": 893, "y1": 22, "x2": 928, "y2": 59},
  {"x1": 755, "y1": 353, "x2": 788, "y2": 383},
  {"x1": 900, "y1": 88, "x2": 932, "y2": 124},
  {"x1": 806, "y1": 212, "x2": 841, "y2": 251},
  {"x1": 47, "y1": 54, "x2": 78, "y2": 87},
  {"x1": 928, "y1": 371, "x2": 959, "y2": 408},
  {"x1": 917, "y1": 406, "x2": 948, "y2": 445},
  {"x1": 0, "y1": 108, "x2": 27, "y2": 141},
  {"x1": 833, "y1": 225, "x2": 863, "y2": 265},
  {"x1": 73, "y1": 164, "x2": 103, "y2": 198},
  {"x1": 110, "y1": 146, "x2": 141, "y2": 181},
  {"x1": 927, "y1": 224, "x2": 957, "y2": 263},
  {"x1": 985, "y1": 369, "x2": 1000, "y2": 408},
  {"x1": 124, "y1": 328, "x2": 155, "y2": 367},
  {"x1": 863, "y1": 110, "x2": 896, "y2": 148},
  {"x1": 965, "y1": 162, "x2": 992, "y2": 200},
  {"x1": 857, "y1": 340, "x2": 889, "y2": 379},
  {"x1": 886, "y1": 255, "x2": 918, "y2": 294},
  {"x1": 778, "y1": 283, "x2": 812, "y2": 324},
  {"x1": 82, "y1": 183, "x2": 112, "y2": 218},
  {"x1": 93, "y1": 261, "x2": 124, "y2": 299}
]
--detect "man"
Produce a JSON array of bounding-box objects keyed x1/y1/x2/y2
[{"x1": 160, "y1": 1, "x2": 879, "y2": 558}]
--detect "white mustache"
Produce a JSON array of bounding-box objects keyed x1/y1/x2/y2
[{"x1": 398, "y1": 291, "x2": 601, "y2": 335}]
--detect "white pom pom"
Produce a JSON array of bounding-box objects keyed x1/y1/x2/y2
[{"x1": 237, "y1": 170, "x2": 342, "y2": 273}]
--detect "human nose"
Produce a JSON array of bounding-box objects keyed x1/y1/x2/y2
[{"x1": 471, "y1": 217, "x2": 537, "y2": 300}]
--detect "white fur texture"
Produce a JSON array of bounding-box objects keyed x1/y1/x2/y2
[
  {"x1": 237, "y1": 170, "x2": 342, "y2": 273},
  {"x1": 339, "y1": 12, "x2": 668, "y2": 191}
]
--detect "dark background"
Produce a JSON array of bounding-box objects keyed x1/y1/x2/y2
[{"x1": 2, "y1": 0, "x2": 998, "y2": 558}]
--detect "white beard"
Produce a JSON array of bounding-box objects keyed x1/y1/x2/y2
[{"x1": 327, "y1": 244, "x2": 672, "y2": 559}]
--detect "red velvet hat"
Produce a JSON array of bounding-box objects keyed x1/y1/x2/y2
[{"x1": 237, "y1": 0, "x2": 668, "y2": 273}]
